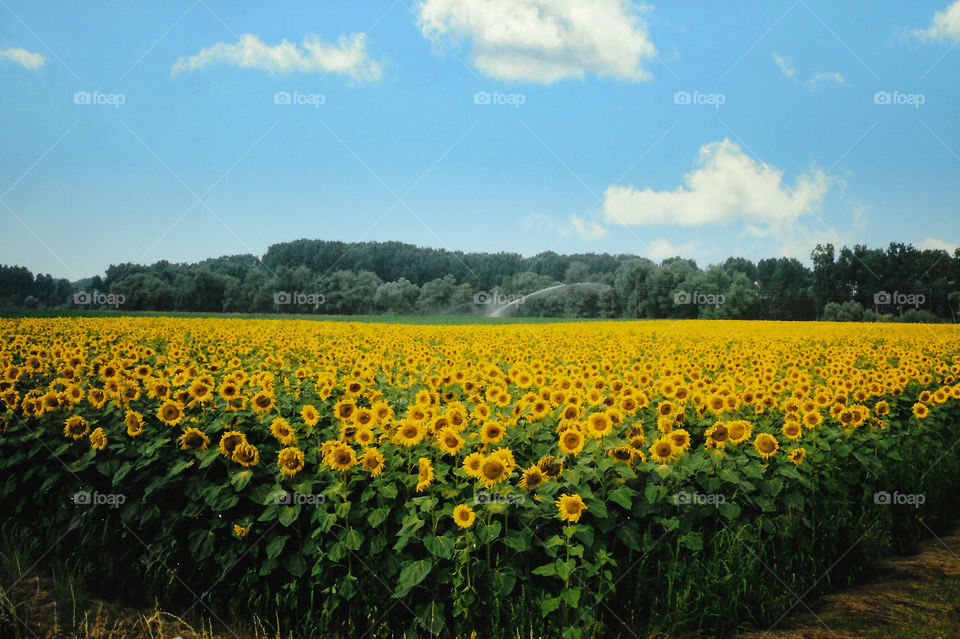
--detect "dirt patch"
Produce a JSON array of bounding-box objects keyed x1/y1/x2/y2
[{"x1": 740, "y1": 529, "x2": 960, "y2": 639}]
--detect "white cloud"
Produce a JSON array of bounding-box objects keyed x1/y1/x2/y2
[
  {"x1": 851, "y1": 201, "x2": 870, "y2": 230},
  {"x1": 569, "y1": 215, "x2": 607, "y2": 239},
  {"x1": 645, "y1": 237, "x2": 695, "y2": 261},
  {"x1": 805, "y1": 71, "x2": 845, "y2": 89},
  {"x1": 917, "y1": 236, "x2": 958, "y2": 253},
  {"x1": 524, "y1": 212, "x2": 607, "y2": 239},
  {"x1": 602, "y1": 139, "x2": 830, "y2": 230},
  {"x1": 171, "y1": 33, "x2": 382, "y2": 80},
  {"x1": 0, "y1": 47, "x2": 46, "y2": 71},
  {"x1": 771, "y1": 51, "x2": 797, "y2": 79},
  {"x1": 916, "y1": 0, "x2": 960, "y2": 42},
  {"x1": 415, "y1": 0, "x2": 656, "y2": 83}
]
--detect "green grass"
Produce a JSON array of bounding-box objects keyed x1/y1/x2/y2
[{"x1": 0, "y1": 308, "x2": 597, "y2": 324}]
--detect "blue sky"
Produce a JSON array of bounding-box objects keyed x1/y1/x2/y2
[{"x1": 1, "y1": 0, "x2": 959, "y2": 281}]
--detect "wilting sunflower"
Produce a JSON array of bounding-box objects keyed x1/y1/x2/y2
[
  {"x1": 63, "y1": 415, "x2": 89, "y2": 439},
  {"x1": 558, "y1": 428, "x2": 585, "y2": 456},
  {"x1": 519, "y1": 465, "x2": 545, "y2": 490},
  {"x1": 156, "y1": 400, "x2": 184, "y2": 427},
  {"x1": 250, "y1": 391, "x2": 275, "y2": 415},
  {"x1": 555, "y1": 493, "x2": 587, "y2": 523},
  {"x1": 269, "y1": 417, "x2": 298, "y2": 445},
  {"x1": 753, "y1": 433, "x2": 779, "y2": 460},
  {"x1": 179, "y1": 427, "x2": 210, "y2": 451},
  {"x1": 300, "y1": 404, "x2": 320, "y2": 427},
  {"x1": 912, "y1": 403, "x2": 929, "y2": 419},
  {"x1": 463, "y1": 452, "x2": 484, "y2": 479},
  {"x1": 649, "y1": 437, "x2": 677, "y2": 464},
  {"x1": 416, "y1": 457, "x2": 435, "y2": 492},
  {"x1": 89, "y1": 427, "x2": 107, "y2": 451},
  {"x1": 452, "y1": 504, "x2": 476, "y2": 529},
  {"x1": 219, "y1": 430, "x2": 247, "y2": 457},
  {"x1": 124, "y1": 410, "x2": 145, "y2": 437},
  {"x1": 480, "y1": 421, "x2": 505, "y2": 444},
  {"x1": 435, "y1": 428, "x2": 465, "y2": 455},
  {"x1": 608, "y1": 445, "x2": 635, "y2": 466},
  {"x1": 232, "y1": 443, "x2": 260, "y2": 467},
  {"x1": 325, "y1": 443, "x2": 357, "y2": 471},
  {"x1": 277, "y1": 447, "x2": 305, "y2": 477},
  {"x1": 478, "y1": 456, "x2": 509, "y2": 489},
  {"x1": 360, "y1": 447, "x2": 385, "y2": 477},
  {"x1": 787, "y1": 447, "x2": 806, "y2": 466}
]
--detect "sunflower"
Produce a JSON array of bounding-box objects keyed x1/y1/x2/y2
[
  {"x1": 727, "y1": 420, "x2": 752, "y2": 445},
  {"x1": 87, "y1": 388, "x2": 107, "y2": 410},
  {"x1": 463, "y1": 452, "x2": 484, "y2": 479},
  {"x1": 781, "y1": 420, "x2": 802, "y2": 441},
  {"x1": 480, "y1": 421, "x2": 505, "y2": 444},
  {"x1": 586, "y1": 412, "x2": 613, "y2": 438},
  {"x1": 277, "y1": 447, "x2": 305, "y2": 477},
  {"x1": 436, "y1": 427, "x2": 465, "y2": 455},
  {"x1": 452, "y1": 504, "x2": 476, "y2": 529},
  {"x1": 269, "y1": 417, "x2": 298, "y2": 445},
  {"x1": 218, "y1": 381, "x2": 240, "y2": 401},
  {"x1": 232, "y1": 443, "x2": 260, "y2": 467},
  {"x1": 359, "y1": 447, "x2": 385, "y2": 477},
  {"x1": 89, "y1": 427, "x2": 107, "y2": 451},
  {"x1": 156, "y1": 400, "x2": 184, "y2": 427},
  {"x1": 704, "y1": 422, "x2": 729, "y2": 448},
  {"x1": 179, "y1": 427, "x2": 210, "y2": 451},
  {"x1": 803, "y1": 411, "x2": 823, "y2": 428},
  {"x1": 912, "y1": 403, "x2": 929, "y2": 419},
  {"x1": 555, "y1": 493, "x2": 587, "y2": 523},
  {"x1": 300, "y1": 404, "x2": 320, "y2": 427},
  {"x1": 668, "y1": 428, "x2": 691, "y2": 452},
  {"x1": 250, "y1": 391, "x2": 275, "y2": 415},
  {"x1": 608, "y1": 445, "x2": 635, "y2": 466},
  {"x1": 536, "y1": 455, "x2": 564, "y2": 479},
  {"x1": 218, "y1": 431, "x2": 248, "y2": 457},
  {"x1": 355, "y1": 427, "x2": 375, "y2": 447},
  {"x1": 233, "y1": 524, "x2": 248, "y2": 538},
  {"x1": 416, "y1": 457, "x2": 435, "y2": 492},
  {"x1": 558, "y1": 429, "x2": 585, "y2": 456},
  {"x1": 188, "y1": 379, "x2": 213, "y2": 403},
  {"x1": 478, "y1": 456, "x2": 509, "y2": 489},
  {"x1": 325, "y1": 443, "x2": 357, "y2": 471},
  {"x1": 333, "y1": 399, "x2": 357, "y2": 422},
  {"x1": 395, "y1": 419, "x2": 425, "y2": 446},
  {"x1": 63, "y1": 415, "x2": 89, "y2": 439},
  {"x1": 124, "y1": 410, "x2": 145, "y2": 437},
  {"x1": 519, "y1": 465, "x2": 545, "y2": 490},
  {"x1": 787, "y1": 447, "x2": 806, "y2": 466},
  {"x1": 873, "y1": 400, "x2": 890, "y2": 417},
  {"x1": 649, "y1": 437, "x2": 677, "y2": 464},
  {"x1": 753, "y1": 433, "x2": 779, "y2": 460}
]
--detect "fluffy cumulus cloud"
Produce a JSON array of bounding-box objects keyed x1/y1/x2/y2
[
  {"x1": 415, "y1": 0, "x2": 656, "y2": 83},
  {"x1": 0, "y1": 47, "x2": 46, "y2": 71},
  {"x1": 645, "y1": 237, "x2": 695, "y2": 261},
  {"x1": 916, "y1": 0, "x2": 960, "y2": 42},
  {"x1": 602, "y1": 139, "x2": 830, "y2": 228},
  {"x1": 171, "y1": 33, "x2": 382, "y2": 80}
]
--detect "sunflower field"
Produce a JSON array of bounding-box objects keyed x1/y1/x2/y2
[{"x1": 2, "y1": 317, "x2": 960, "y2": 638}]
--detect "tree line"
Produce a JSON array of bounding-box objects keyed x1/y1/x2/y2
[{"x1": 1, "y1": 239, "x2": 958, "y2": 321}]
